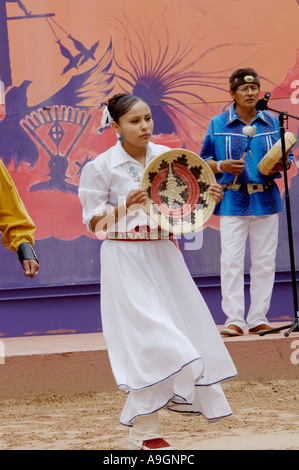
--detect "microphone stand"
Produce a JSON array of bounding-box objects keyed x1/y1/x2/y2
[{"x1": 259, "y1": 104, "x2": 299, "y2": 337}]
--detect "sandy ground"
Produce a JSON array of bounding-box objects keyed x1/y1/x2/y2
[{"x1": 0, "y1": 379, "x2": 298, "y2": 451}]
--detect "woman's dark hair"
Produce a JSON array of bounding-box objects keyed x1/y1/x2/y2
[{"x1": 107, "y1": 93, "x2": 148, "y2": 123}]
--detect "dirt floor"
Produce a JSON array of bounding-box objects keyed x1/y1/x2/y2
[{"x1": 0, "y1": 379, "x2": 298, "y2": 451}]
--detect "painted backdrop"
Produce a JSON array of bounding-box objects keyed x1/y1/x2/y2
[{"x1": 0, "y1": 0, "x2": 299, "y2": 299}]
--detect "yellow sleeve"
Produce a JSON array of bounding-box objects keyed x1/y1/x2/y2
[{"x1": 0, "y1": 161, "x2": 36, "y2": 253}]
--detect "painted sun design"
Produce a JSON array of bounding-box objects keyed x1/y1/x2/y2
[{"x1": 111, "y1": 15, "x2": 250, "y2": 147}]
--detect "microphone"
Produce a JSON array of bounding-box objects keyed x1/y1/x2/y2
[{"x1": 256, "y1": 92, "x2": 271, "y2": 110}]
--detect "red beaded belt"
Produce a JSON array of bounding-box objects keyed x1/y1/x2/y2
[
  {"x1": 106, "y1": 226, "x2": 171, "y2": 241},
  {"x1": 106, "y1": 226, "x2": 182, "y2": 251}
]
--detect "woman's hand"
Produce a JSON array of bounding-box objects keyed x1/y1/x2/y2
[
  {"x1": 125, "y1": 189, "x2": 148, "y2": 211},
  {"x1": 90, "y1": 189, "x2": 149, "y2": 232},
  {"x1": 209, "y1": 183, "x2": 224, "y2": 203}
]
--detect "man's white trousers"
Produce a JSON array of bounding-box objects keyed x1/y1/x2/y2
[{"x1": 220, "y1": 214, "x2": 279, "y2": 330}]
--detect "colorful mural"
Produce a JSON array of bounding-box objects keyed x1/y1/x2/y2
[{"x1": 0, "y1": 0, "x2": 299, "y2": 290}]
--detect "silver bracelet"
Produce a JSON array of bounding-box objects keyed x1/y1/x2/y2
[
  {"x1": 216, "y1": 160, "x2": 224, "y2": 173},
  {"x1": 110, "y1": 208, "x2": 118, "y2": 221},
  {"x1": 124, "y1": 199, "x2": 130, "y2": 213}
]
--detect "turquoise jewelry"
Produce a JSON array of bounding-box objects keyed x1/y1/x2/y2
[{"x1": 128, "y1": 165, "x2": 141, "y2": 182}]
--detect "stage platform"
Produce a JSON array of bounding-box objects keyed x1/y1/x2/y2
[{"x1": 0, "y1": 322, "x2": 298, "y2": 400}]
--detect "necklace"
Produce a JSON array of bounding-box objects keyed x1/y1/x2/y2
[{"x1": 128, "y1": 165, "x2": 141, "y2": 182}]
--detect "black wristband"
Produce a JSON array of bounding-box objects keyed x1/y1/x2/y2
[{"x1": 17, "y1": 242, "x2": 39, "y2": 265}]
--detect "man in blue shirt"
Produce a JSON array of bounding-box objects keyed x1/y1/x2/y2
[{"x1": 201, "y1": 67, "x2": 292, "y2": 336}]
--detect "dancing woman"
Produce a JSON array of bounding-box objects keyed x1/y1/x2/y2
[{"x1": 78, "y1": 93, "x2": 237, "y2": 450}]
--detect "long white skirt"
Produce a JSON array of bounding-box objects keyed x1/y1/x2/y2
[{"x1": 100, "y1": 239, "x2": 237, "y2": 426}]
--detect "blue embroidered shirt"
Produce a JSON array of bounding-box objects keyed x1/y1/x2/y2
[{"x1": 200, "y1": 104, "x2": 292, "y2": 216}]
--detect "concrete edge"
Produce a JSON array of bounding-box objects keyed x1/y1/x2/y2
[{"x1": 0, "y1": 322, "x2": 298, "y2": 400}]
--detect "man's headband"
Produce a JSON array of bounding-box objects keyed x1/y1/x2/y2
[{"x1": 229, "y1": 68, "x2": 260, "y2": 90}]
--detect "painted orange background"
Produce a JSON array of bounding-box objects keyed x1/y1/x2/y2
[
  {"x1": 1, "y1": 0, "x2": 299, "y2": 287},
  {"x1": 7, "y1": 0, "x2": 299, "y2": 105}
]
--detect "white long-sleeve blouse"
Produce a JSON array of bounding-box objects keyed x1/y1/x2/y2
[{"x1": 78, "y1": 140, "x2": 170, "y2": 233}]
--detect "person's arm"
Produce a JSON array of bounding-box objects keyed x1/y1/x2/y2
[
  {"x1": 201, "y1": 120, "x2": 245, "y2": 176},
  {"x1": 90, "y1": 189, "x2": 148, "y2": 232},
  {"x1": 0, "y1": 161, "x2": 39, "y2": 277},
  {"x1": 206, "y1": 158, "x2": 245, "y2": 175},
  {"x1": 17, "y1": 242, "x2": 39, "y2": 278}
]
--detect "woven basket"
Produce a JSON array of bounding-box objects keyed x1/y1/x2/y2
[{"x1": 140, "y1": 148, "x2": 216, "y2": 234}]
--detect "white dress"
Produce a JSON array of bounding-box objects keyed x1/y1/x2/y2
[{"x1": 78, "y1": 141, "x2": 237, "y2": 426}]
